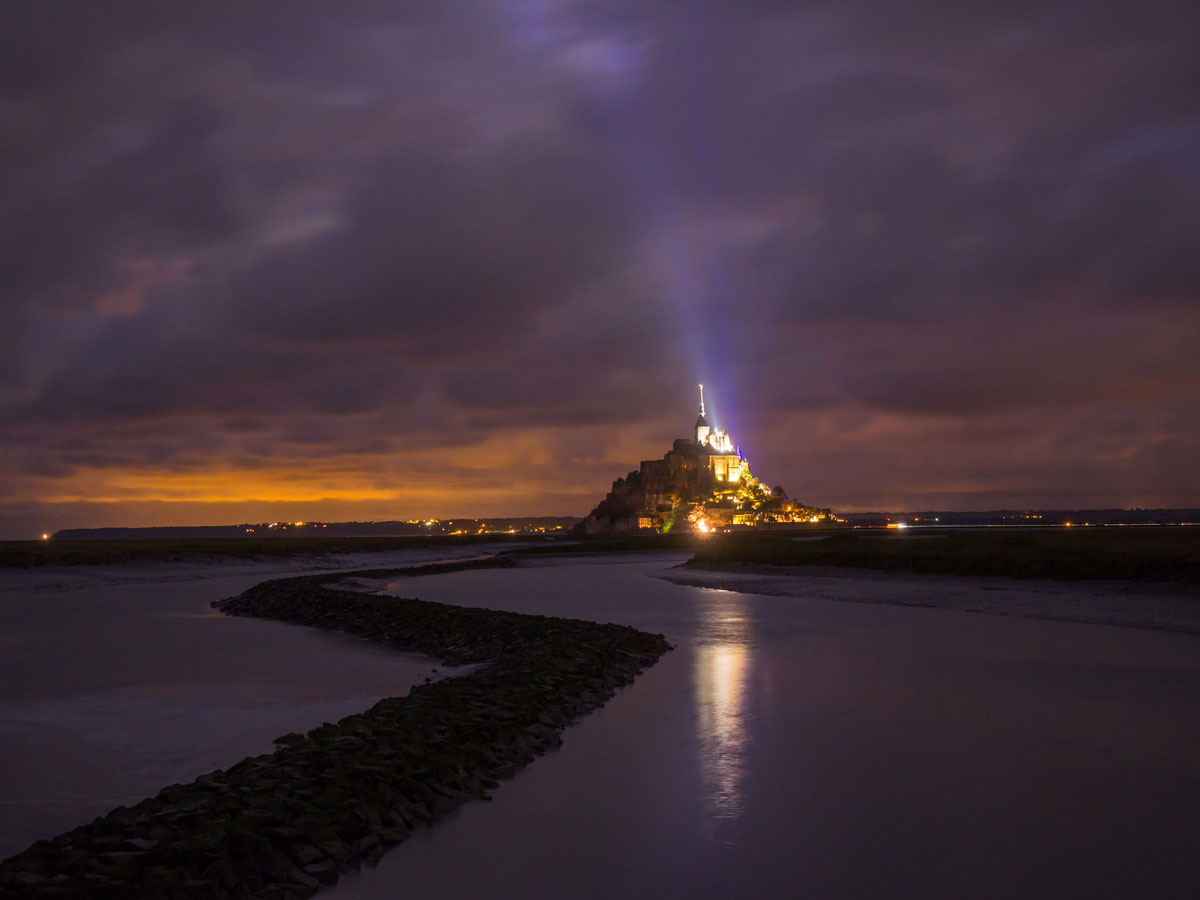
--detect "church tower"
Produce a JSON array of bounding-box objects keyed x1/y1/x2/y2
[{"x1": 694, "y1": 383, "x2": 711, "y2": 445}]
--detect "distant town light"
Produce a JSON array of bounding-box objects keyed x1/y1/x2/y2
[{"x1": 42, "y1": 533, "x2": 49, "y2": 540}]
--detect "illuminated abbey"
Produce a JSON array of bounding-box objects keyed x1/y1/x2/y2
[
  {"x1": 581, "y1": 386, "x2": 834, "y2": 534},
  {"x1": 691, "y1": 384, "x2": 744, "y2": 480}
]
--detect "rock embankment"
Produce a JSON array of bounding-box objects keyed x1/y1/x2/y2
[{"x1": 0, "y1": 570, "x2": 671, "y2": 899}]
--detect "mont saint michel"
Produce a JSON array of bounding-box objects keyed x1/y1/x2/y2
[
  {"x1": 4, "y1": 4, "x2": 1199, "y2": 898},
  {"x1": 581, "y1": 386, "x2": 834, "y2": 534}
]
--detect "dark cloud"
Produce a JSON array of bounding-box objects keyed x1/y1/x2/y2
[
  {"x1": 231, "y1": 139, "x2": 633, "y2": 351},
  {"x1": 2, "y1": 100, "x2": 236, "y2": 306},
  {"x1": 2, "y1": 1, "x2": 1199, "y2": 536}
]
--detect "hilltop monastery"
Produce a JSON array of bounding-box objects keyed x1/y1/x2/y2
[{"x1": 581, "y1": 387, "x2": 834, "y2": 534}]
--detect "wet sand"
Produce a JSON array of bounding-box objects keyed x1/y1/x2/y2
[
  {"x1": 4, "y1": 551, "x2": 1199, "y2": 897},
  {"x1": 330, "y1": 554, "x2": 1200, "y2": 899},
  {"x1": 662, "y1": 563, "x2": 1200, "y2": 633}
]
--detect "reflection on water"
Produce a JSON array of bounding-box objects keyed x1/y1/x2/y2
[{"x1": 693, "y1": 592, "x2": 753, "y2": 836}]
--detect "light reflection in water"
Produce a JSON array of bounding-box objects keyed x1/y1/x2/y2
[{"x1": 693, "y1": 592, "x2": 753, "y2": 835}]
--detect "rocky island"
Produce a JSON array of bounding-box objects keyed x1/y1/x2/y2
[{"x1": 580, "y1": 386, "x2": 835, "y2": 534}]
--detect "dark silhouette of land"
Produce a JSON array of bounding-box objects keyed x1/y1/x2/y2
[
  {"x1": 0, "y1": 534, "x2": 537, "y2": 569},
  {"x1": 6, "y1": 518, "x2": 1200, "y2": 585},
  {"x1": 52, "y1": 517, "x2": 579, "y2": 541},
  {"x1": 690, "y1": 527, "x2": 1200, "y2": 585}
]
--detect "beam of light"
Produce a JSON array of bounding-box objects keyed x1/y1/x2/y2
[
  {"x1": 660, "y1": 5, "x2": 741, "y2": 434},
  {"x1": 503, "y1": 3, "x2": 743, "y2": 426}
]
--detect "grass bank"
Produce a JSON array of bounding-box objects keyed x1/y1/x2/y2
[{"x1": 689, "y1": 528, "x2": 1200, "y2": 585}]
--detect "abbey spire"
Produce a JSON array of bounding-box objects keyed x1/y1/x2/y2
[{"x1": 694, "y1": 383, "x2": 711, "y2": 444}]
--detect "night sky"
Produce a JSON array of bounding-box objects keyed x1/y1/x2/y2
[{"x1": 3, "y1": 2, "x2": 1199, "y2": 539}]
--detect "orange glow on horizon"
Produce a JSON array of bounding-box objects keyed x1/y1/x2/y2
[
  {"x1": 9, "y1": 425, "x2": 643, "y2": 520},
  {"x1": 7, "y1": 448, "x2": 604, "y2": 532}
]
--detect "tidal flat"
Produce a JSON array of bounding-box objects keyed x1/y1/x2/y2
[
  {"x1": 663, "y1": 565, "x2": 1200, "y2": 633},
  {"x1": 335, "y1": 554, "x2": 1200, "y2": 899},
  {"x1": 0, "y1": 553, "x2": 669, "y2": 897},
  {"x1": 0, "y1": 545, "x2": 494, "y2": 859},
  {"x1": 3, "y1": 550, "x2": 1199, "y2": 898}
]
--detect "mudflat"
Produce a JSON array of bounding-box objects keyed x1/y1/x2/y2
[{"x1": 663, "y1": 563, "x2": 1200, "y2": 633}]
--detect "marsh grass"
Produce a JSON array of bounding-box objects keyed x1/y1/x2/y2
[{"x1": 690, "y1": 528, "x2": 1200, "y2": 585}]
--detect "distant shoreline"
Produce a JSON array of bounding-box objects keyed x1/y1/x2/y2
[
  {"x1": 0, "y1": 532, "x2": 707, "y2": 570},
  {"x1": 0, "y1": 534, "x2": 550, "y2": 570}
]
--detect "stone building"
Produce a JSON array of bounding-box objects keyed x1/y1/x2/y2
[
  {"x1": 582, "y1": 386, "x2": 754, "y2": 534},
  {"x1": 579, "y1": 386, "x2": 837, "y2": 534}
]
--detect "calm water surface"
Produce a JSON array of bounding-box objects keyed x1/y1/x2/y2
[
  {"x1": 0, "y1": 550, "x2": 483, "y2": 857},
  {"x1": 329, "y1": 554, "x2": 1200, "y2": 900}
]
